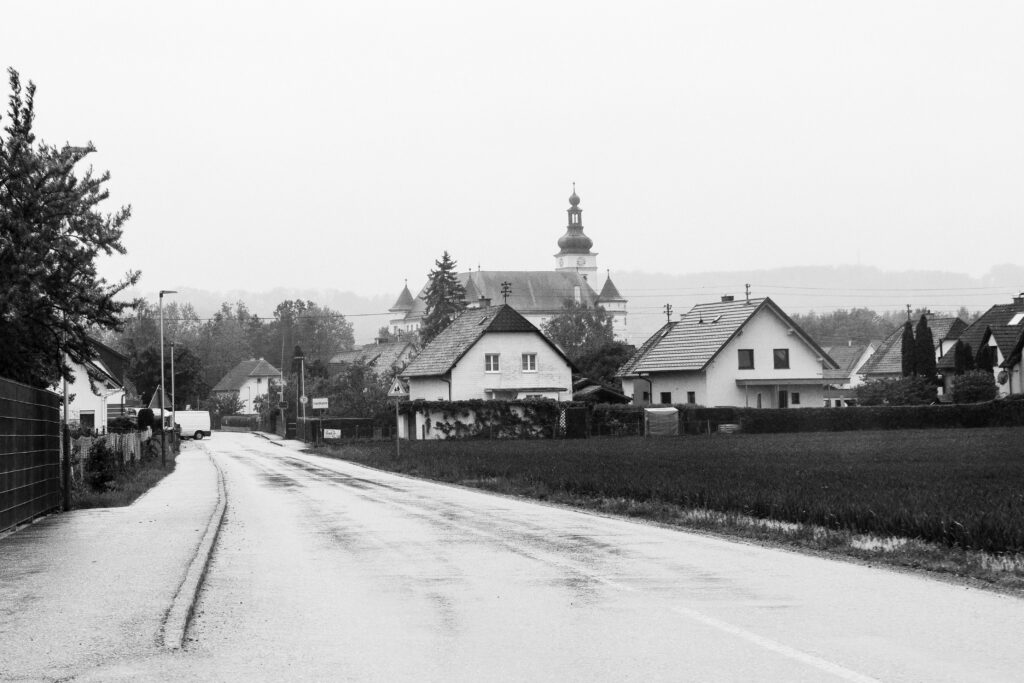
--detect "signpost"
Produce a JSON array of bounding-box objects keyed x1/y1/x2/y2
[
  {"x1": 387, "y1": 379, "x2": 409, "y2": 457},
  {"x1": 311, "y1": 397, "x2": 328, "y2": 410},
  {"x1": 324, "y1": 428, "x2": 341, "y2": 439}
]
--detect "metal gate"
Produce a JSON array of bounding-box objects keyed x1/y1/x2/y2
[{"x1": 0, "y1": 378, "x2": 61, "y2": 533}]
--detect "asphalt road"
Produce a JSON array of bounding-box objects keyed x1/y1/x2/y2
[{"x1": 84, "y1": 432, "x2": 1023, "y2": 681}]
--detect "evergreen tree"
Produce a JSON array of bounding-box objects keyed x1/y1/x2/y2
[
  {"x1": 914, "y1": 315, "x2": 937, "y2": 382},
  {"x1": 900, "y1": 320, "x2": 916, "y2": 377},
  {"x1": 963, "y1": 343, "x2": 976, "y2": 372},
  {"x1": 0, "y1": 69, "x2": 139, "y2": 387},
  {"x1": 420, "y1": 251, "x2": 466, "y2": 344},
  {"x1": 976, "y1": 344, "x2": 995, "y2": 374},
  {"x1": 953, "y1": 339, "x2": 966, "y2": 376}
]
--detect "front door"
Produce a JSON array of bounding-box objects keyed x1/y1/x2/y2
[{"x1": 778, "y1": 390, "x2": 788, "y2": 409}]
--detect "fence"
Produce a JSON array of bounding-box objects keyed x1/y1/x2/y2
[
  {"x1": 0, "y1": 378, "x2": 61, "y2": 534},
  {"x1": 296, "y1": 417, "x2": 390, "y2": 444}
]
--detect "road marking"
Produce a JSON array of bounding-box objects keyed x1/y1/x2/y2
[{"x1": 270, "y1": 449, "x2": 882, "y2": 682}]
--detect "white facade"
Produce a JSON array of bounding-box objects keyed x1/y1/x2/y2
[
  {"x1": 624, "y1": 305, "x2": 837, "y2": 409},
  {"x1": 236, "y1": 376, "x2": 272, "y2": 414},
  {"x1": 62, "y1": 360, "x2": 122, "y2": 431}
]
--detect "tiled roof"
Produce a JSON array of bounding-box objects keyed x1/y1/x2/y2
[
  {"x1": 598, "y1": 274, "x2": 624, "y2": 301},
  {"x1": 212, "y1": 358, "x2": 282, "y2": 392},
  {"x1": 399, "y1": 270, "x2": 603, "y2": 320},
  {"x1": 618, "y1": 298, "x2": 838, "y2": 375},
  {"x1": 822, "y1": 344, "x2": 870, "y2": 374},
  {"x1": 402, "y1": 304, "x2": 568, "y2": 377},
  {"x1": 862, "y1": 317, "x2": 965, "y2": 376},
  {"x1": 328, "y1": 341, "x2": 416, "y2": 373},
  {"x1": 937, "y1": 304, "x2": 1024, "y2": 369}
]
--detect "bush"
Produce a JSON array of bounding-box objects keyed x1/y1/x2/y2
[
  {"x1": 136, "y1": 408, "x2": 155, "y2": 431},
  {"x1": 85, "y1": 439, "x2": 119, "y2": 491},
  {"x1": 952, "y1": 370, "x2": 998, "y2": 404},
  {"x1": 855, "y1": 377, "x2": 937, "y2": 406}
]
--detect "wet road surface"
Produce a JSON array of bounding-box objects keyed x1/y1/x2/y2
[{"x1": 86, "y1": 432, "x2": 1023, "y2": 681}]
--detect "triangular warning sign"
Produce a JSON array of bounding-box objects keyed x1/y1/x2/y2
[{"x1": 387, "y1": 378, "x2": 409, "y2": 398}]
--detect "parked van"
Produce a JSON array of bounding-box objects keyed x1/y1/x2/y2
[{"x1": 175, "y1": 410, "x2": 212, "y2": 440}]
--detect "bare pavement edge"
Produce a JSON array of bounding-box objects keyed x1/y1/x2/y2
[{"x1": 0, "y1": 442, "x2": 227, "y2": 681}]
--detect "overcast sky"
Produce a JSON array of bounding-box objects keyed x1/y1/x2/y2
[{"x1": 4, "y1": 1, "x2": 1022, "y2": 299}]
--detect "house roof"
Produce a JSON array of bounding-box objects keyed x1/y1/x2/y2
[
  {"x1": 861, "y1": 317, "x2": 966, "y2": 376},
  {"x1": 396, "y1": 270, "x2": 604, "y2": 321},
  {"x1": 937, "y1": 303, "x2": 1024, "y2": 369},
  {"x1": 401, "y1": 304, "x2": 572, "y2": 378},
  {"x1": 822, "y1": 344, "x2": 871, "y2": 375},
  {"x1": 328, "y1": 341, "x2": 416, "y2": 373},
  {"x1": 617, "y1": 297, "x2": 838, "y2": 376},
  {"x1": 212, "y1": 358, "x2": 282, "y2": 392}
]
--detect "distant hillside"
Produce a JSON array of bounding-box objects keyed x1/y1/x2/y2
[
  {"x1": 612, "y1": 264, "x2": 1024, "y2": 345},
  {"x1": 126, "y1": 264, "x2": 1024, "y2": 346}
]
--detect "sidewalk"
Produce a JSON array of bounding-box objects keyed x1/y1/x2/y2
[{"x1": 0, "y1": 444, "x2": 224, "y2": 681}]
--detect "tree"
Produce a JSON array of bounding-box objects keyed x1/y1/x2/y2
[
  {"x1": 304, "y1": 360, "x2": 389, "y2": 422},
  {"x1": 0, "y1": 69, "x2": 139, "y2": 387},
  {"x1": 953, "y1": 339, "x2": 967, "y2": 376},
  {"x1": 420, "y1": 251, "x2": 466, "y2": 344},
  {"x1": 130, "y1": 344, "x2": 207, "y2": 411},
  {"x1": 541, "y1": 300, "x2": 616, "y2": 362},
  {"x1": 573, "y1": 340, "x2": 635, "y2": 389},
  {"x1": 976, "y1": 344, "x2": 995, "y2": 374},
  {"x1": 914, "y1": 315, "x2": 937, "y2": 382},
  {"x1": 900, "y1": 321, "x2": 916, "y2": 377},
  {"x1": 963, "y1": 343, "x2": 977, "y2": 372}
]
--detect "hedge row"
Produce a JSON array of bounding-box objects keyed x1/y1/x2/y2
[{"x1": 589, "y1": 398, "x2": 1024, "y2": 434}]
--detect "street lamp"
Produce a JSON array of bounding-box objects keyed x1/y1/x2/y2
[
  {"x1": 159, "y1": 289, "x2": 177, "y2": 467},
  {"x1": 170, "y1": 340, "x2": 176, "y2": 432}
]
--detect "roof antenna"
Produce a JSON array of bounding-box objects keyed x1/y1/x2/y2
[
  {"x1": 745, "y1": 283, "x2": 751, "y2": 304},
  {"x1": 500, "y1": 281, "x2": 512, "y2": 303}
]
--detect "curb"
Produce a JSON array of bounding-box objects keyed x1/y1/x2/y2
[{"x1": 159, "y1": 449, "x2": 228, "y2": 650}]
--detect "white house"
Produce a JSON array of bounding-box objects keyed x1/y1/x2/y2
[
  {"x1": 211, "y1": 358, "x2": 282, "y2": 414},
  {"x1": 821, "y1": 341, "x2": 878, "y2": 407},
  {"x1": 617, "y1": 296, "x2": 846, "y2": 409},
  {"x1": 398, "y1": 304, "x2": 575, "y2": 438},
  {"x1": 61, "y1": 339, "x2": 129, "y2": 432}
]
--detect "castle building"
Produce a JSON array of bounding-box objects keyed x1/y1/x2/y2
[{"x1": 389, "y1": 188, "x2": 628, "y2": 340}]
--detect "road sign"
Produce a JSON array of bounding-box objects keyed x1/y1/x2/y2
[
  {"x1": 387, "y1": 378, "x2": 409, "y2": 399},
  {"x1": 278, "y1": 401, "x2": 288, "y2": 410},
  {"x1": 311, "y1": 397, "x2": 328, "y2": 410},
  {"x1": 323, "y1": 428, "x2": 341, "y2": 439},
  {"x1": 299, "y1": 395, "x2": 308, "y2": 405}
]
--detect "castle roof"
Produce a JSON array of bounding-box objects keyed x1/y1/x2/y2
[
  {"x1": 389, "y1": 282, "x2": 415, "y2": 312},
  {"x1": 598, "y1": 274, "x2": 624, "y2": 301}
]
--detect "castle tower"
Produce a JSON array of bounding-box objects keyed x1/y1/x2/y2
[
  {"x1": 598, "y1": 270, "x2": 628, "y2": 339},
  {"x1": 388, "y1": 280, "x2": 416, "y2": 334},
  {"x1": 555, "y1": 185, "x2": 598, "y2": 274}
]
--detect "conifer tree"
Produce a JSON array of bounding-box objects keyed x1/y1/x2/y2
[
  {"x1": 419, "y1": 251, "x2": 466, "y2": 345},
  {"x1": 0, "y1": 69, "x2": 139, "y2": 388},
  {"x1": 953, "y1": 339, "x2": 966, "y2": 376},
  {"x1": 963, "y1": 343, "x2": 976, "y2": 372},
  {"x1": 900, "y1": 320, "x2": 916, "y2": 377},
  {"x1": 914, "y1": 315, "x2": 937, "y2": 382}
]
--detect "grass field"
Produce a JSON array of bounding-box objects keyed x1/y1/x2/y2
[{"x1": 327, "y1": 427, "x2": 1024, "y2": 591}]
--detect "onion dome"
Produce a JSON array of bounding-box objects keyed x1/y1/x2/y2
[{"x1": 557, "y1": 229, "x2": 593, "y2": 253}]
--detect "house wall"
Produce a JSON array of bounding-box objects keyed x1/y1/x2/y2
[
  {"x1": 63, "y1": 363, "x2": 118, "y2": 430},
  {"x1": 237, "y1": 376, "x2": 272, "y2": 414},
  {"x1": 409, "y1": 377, "x2": 451, "y2": 401},
  {"x1": 630, "y1": 373, "x2": 707, "y2": 406},
  {"x1": 448, "y1": 332, "x2": 572, "y2": 401}
]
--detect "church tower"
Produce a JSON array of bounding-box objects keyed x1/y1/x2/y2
[{"x1": 555, "y1": 185, "x2": 598, "y2": 274}]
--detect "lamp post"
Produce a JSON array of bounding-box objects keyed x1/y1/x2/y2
[
  {"x1": 170, "y1": 340, "x2": 176, "y2": 433},
  {"x1": 159, "y1": 289, "x2": 177, "y2": 467}
]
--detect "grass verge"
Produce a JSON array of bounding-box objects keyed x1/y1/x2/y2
[
  {"x1": 72, "y1": 448, "x2": 177, "y2": 509},
  {"x1": 319, "y1": 427, "x2": 1024, "y2": 595}
]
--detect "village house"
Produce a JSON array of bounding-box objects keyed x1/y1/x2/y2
[
  {"x1": 820, "y1": 341, "x2": 878, "y2": 407},
  {"x1": 388, "y1": 189, "x2": 629, "y2": 340},
  {"x1": 211, "y1": 358, "x2": 282, "y2": 414},
  {"x1": 397, "y1": 304, "x2": 575, "y2": 439},
  {"x1": 616, "y1": 296, "x2": 846, "y2": 409},
  {"x1": 60, "y1": 338, "x2": 134, "y2": 432},
  {"x1": 936, "y1": 293, "x2": 1024, "y2": 397},
  {"x1": 858, "y1": 316, "x2": 967, "y2": 386}
]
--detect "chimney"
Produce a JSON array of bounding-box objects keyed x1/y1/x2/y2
[
  {"x1": 721, "y1": 295, "x2": 734, "y2": 302},
  {"x1": 478, "y1": 295, "x2": 491, "y2": 308}
]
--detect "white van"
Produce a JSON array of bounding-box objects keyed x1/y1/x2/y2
[{"x1": 175, "y1": 410, "x2": 212, "y2": 440}]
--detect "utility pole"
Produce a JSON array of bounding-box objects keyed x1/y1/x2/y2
[
  {"x1": 170, "y1": 341, "x2": 176, "y2": 440},
  {"x1": 158, "y1": 289, "x2": 176, "y2": 468},
  {"x1": 664, "y1": 303, "x2": 673, "y2": 322},
  {"x1": 501, "y1": 281, "x2": 512, "y2": 303}
]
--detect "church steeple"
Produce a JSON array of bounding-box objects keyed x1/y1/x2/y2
[{"x1": 555, "y1": 184, "x2": 598, "y2": 273}]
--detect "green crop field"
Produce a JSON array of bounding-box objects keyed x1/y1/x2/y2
[{"x1": 337, "y1": 427, "x2": 1024, "y2": 555}]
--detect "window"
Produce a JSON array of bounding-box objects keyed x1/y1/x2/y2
[
  {"x1": 485, "y1": 354, "x2": 500, "y2": 372},
  {"x1": 1009, "y1": 312, "x2": 1024, "y2": 326},
  {"x1": 791, "y1": 392, "x2": 801, "y2": 405},
  {"x1": 660, "y1": 392, "x2": 672, "y2": 405},
  {"x1": 773, "y1": 348, "x2": 790, "y2": 369},
  {"x1": 687, "y1": 391, "x2": 696, "y2": 404},
  {"x1": 522, "y1": 353, "x2": 537, "y2": 372},
  {"x1": 738, "y1": 349, "x2": 754, "y2": 369},
  {"x1": 642, "y1": 391, "x2": 650, "y2": 403}
]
